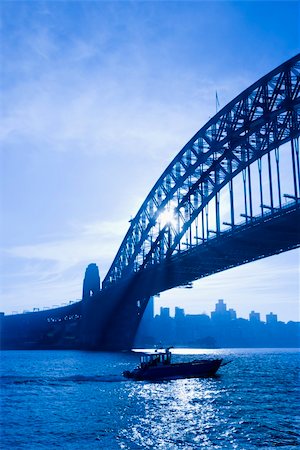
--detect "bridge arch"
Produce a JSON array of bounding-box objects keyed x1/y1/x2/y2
[
  {"x1": 103, "y1": 54, "x2": 300, "y2": 289},
  {"x1": 3, "y1": 56, "x2": 300, "y2": 352}
]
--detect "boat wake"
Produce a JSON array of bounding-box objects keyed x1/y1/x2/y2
[{"x1": 1, "y1": 374, "x2": 125, "y2": 385}]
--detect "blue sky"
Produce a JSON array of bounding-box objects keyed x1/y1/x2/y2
[{"x1": 1, "y1": 0, "x2": 299, "y2": 321}]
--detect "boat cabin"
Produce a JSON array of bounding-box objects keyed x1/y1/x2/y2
[{"x1": 140, "y1": 350, "x2": 171, "y2": 368}]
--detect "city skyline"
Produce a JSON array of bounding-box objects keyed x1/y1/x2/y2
[
  {"x1": 154, "y1": 298, "x2": 294, "y2": 324},
  {"x1": 136, "y1": 298, "x2": 300, "y2": 349},
  {"x1": 1, "y1": 1, "x2": 299, "y2": 321}
]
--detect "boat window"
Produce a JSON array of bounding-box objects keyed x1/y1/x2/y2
[{"x1": 140, "y1": 352, "x2": 171, "y2": 365}]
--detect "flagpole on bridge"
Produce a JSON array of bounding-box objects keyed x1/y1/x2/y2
[{"x1": 216, "y1": 91, "x2": 220, "y2": 113}]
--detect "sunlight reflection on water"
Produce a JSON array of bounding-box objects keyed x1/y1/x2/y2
[
  {"x1": 119, "y1": 378, "x2": 233, "y2": 449},
  {"x1": 118, "y1": 349, "x2": 299, "y2": 449}
]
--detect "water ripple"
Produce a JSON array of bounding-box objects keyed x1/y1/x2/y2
[{"x1": 1, "y1": 349, "x2": 299, "y2": 449}]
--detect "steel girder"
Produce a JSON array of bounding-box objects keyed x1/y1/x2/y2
[{"x1": 102, "y1": 54, "x2": 300, "y2": 288}]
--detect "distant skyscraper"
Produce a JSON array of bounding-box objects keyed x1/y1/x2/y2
[
  {"x1": 229, "y1": 308, "x2": 237, "y2": 320},
  {"x1": 175, "y1": 307, "x2": 185, "y2": 319},
  {"x1": 249, "y1": 311, "x2": 261, "y2": 322},
  {"x1": 160, "y1": 307, "x2": 170, "y2": 319},
  {"x1": 211, "y1": 299, "x2": 236, "y2": 320},
  {"x1": 215, "y1": 299, "x2": 227, "y2": 313},
  {"x1": 266, "y1": 312, "x2": 278, "y2": 324}
]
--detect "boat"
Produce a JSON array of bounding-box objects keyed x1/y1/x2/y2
[{"x1": 123, "y1": 348, "x2": 223, "y2": 380}]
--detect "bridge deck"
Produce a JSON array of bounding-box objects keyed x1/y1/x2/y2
[{"x1": 121, "y1": 202, "x2": 300, "y2": 299}]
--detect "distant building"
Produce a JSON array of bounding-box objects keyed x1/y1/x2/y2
[
  {"x1": 160, "y1": 307, "x2": 170, "y2": 319},
  {"x1": 175, "y1": 307, "x2": 185, "y2": 319},
  {"x1": 156, "y1": 307, "x2": 173, "y2": 344},
  {"x1": 229, "y1": 308, "x2": 237, "y2": 320},
  {"x1": 211, "y1": 299, "x2": 235, "y2": 321},
  {"x1": 215, "y1": 299, "x2": 227, "y2": 314},
  {"x1": 266, "y1": 312, "x2": 278, "y2": 324},
  {"x1": 249, "y1": 311, "x2": 261, "y2": 322}
]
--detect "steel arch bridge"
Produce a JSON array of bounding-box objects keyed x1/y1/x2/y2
[
  {"x1": 102, "y1": 54, "x2": 300, "y2": 290},
  {"x1": 2, "y1": 55, "x2": 300, "y2": 351},
  {"x1": 83, "y1": 53, "x2": 300, "y2": 350}
]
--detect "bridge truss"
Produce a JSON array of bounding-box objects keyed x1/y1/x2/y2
[{"x1": 103, "y1": 55, "x2": 300, "y2": 289}]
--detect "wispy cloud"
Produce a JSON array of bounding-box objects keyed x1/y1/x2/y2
[
  {"x1": 1, "y1": 2, "x2": 255, "y2": 162},
  {"x1": 1, "y1": 217, "x2": 129, "y2": 313},
  {"x1": 4, "y1": 218, "x2": 128, "y2": 274}
]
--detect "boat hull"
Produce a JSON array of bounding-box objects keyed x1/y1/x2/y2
[{"x1": 123, "y1": 359, "x2": 223, "y2": 380}]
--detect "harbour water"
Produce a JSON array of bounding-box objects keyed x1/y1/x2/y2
[{"x1": 1, "y1": 348, "x2": 299, "y2": 449}]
